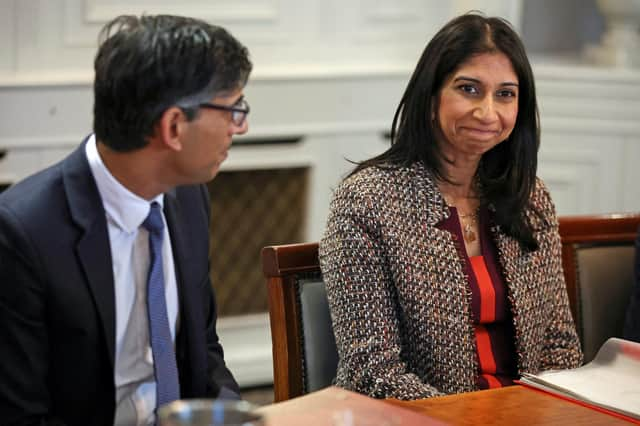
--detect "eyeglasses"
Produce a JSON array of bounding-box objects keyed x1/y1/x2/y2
[{"x1": 198, "y1": 98, "x2": 250, "y2": 127}]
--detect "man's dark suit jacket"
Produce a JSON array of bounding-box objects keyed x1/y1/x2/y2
[
  {"x1": 623, "y1": 227, "x2": 640, "y2": 343},
  {"x1": 0, "y1": 141, "x2": 239, "y2": 425}
]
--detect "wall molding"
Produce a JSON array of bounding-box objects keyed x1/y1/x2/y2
[
  {"x1": 216, "y1": 313, "x2": 273, "y2": 387},
  {"x1": 2, "y1": 59, "x2": 639, "y2": 86},
  {"x1": 3, "y1": 115, "x2": 639, "y2": 151},
  {"x1": 84, "y1": 0, "x2": 279, "y2": 23},
  {"x1": 541, "y1": 118, "x2": 640, "y2": 136},
  {"x1": 0, "y1": 0, "x2": 16, "y2": 74},
  {"x1": 62, "y1": 0, "x2": 280, "y2": 48}
]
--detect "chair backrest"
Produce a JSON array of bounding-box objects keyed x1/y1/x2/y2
[
  {"x1": 558, "y1": 213, "x2": 640, "y2": 362},
  {"x1": 261, "y1": 242, "x2": 338, "y2": 402}
]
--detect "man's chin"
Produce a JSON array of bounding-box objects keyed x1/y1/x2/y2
[
  {"x1": 207, "y1": 164, "x2": 223, "y2": 181},
  {"x1": 185, "y1": 166, "x2": 221, "y2": 185}
]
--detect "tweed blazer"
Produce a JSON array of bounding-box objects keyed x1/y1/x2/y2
[{"x1": 319, "y1": 162, "x2": 582, "y2": 400}]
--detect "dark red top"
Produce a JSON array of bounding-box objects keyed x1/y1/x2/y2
[{"x1": 438, "y1": 207, "x2": 518, "y2": 389}]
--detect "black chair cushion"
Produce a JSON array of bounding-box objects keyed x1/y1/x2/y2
[
  {"x1": 298, "y1": 277, "x2": 338, "y2": 392},
  {"x1": 576, "y1": 245, "x2": 635, "y2": 362}
]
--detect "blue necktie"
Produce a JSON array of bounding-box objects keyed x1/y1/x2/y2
[{"x1": 142, "y1": 202, "x2": 180, "y2": 410}]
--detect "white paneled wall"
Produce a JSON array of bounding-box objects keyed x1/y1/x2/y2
[
  {"x1": 535, "y1": 65, "x2": 640, "y2": 215},
  {"x1": 0, "y1": 0, "x2": 527, "y2": 82},
  {"x1": 0, "y1": 0, "x2": 639, "y2": 387}
]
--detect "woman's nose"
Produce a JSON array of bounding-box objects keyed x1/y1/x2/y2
[{"x1": 473, "y1": 96, "x2": 498, "y2": 122}]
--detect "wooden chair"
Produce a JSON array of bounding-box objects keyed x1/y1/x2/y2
[
  {"x1": 558, "y1": 213, "x2": 640, "y2": 362},
  {"x1": 261, "y1": 242, "x2": 337, "y2": 402}
]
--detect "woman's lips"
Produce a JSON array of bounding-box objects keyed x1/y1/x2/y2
[{"x1": 461, "y1": 127, "x2": 500, "y2": 140}]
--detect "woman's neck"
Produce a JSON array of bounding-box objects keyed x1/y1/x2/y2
[
  {"x1": 437, "y1": 165, "x2": 477, "y2": 200},
  {"x1": 437, "y1": 170, "x2": 480, "y2": 215}
]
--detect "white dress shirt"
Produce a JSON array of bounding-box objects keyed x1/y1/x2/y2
[{"x1": 85, "y1": 135, "x2": 179, "y2": 426}]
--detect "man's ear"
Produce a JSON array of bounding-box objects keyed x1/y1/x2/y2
[{"x1": 155, "y1": 106, "x2": 187, "y2": 152}]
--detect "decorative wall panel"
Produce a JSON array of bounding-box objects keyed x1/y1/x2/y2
[
  {"x1": 2, "y1": 0, "x2": 547, "y2": 80},
  {"x1": 354, "y1": 0, "x2": 445, "y2": 42},
  {"x1": 539, "y1": 134, "x2": 623, "y2": 215},
  {"x1": 452, "y1": 0, "x2": 523, "y2": 30},
  {"x1": 0, "y1": 0, "x2": 16, "y2": 74},
  {"x1": 621, "y1": 138, "x2": 640, "y2": 213},
  {"x1": 64, "y1": 0, "x2": 282, "y2": 48},
  {"x1": 84, "y1": 0, "x2": 278, "y2": 23},
  {"x1": 208, "y1": 168, "x2": 308, "y2": 317}
]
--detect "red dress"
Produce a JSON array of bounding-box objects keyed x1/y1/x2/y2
[{"x1": 441, "y1": 207, "x2": 518, "y2": 389}]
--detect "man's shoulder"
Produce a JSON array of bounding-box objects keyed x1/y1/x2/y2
[
  {"x1": 0, "y1": 142, "x2": 91, "y2": 216},
  {"x1": 0, "y1": 167, "x2": 76, "y2": 255},
  {"x1": 0, "y1": 161, "x2": 66, "y2": 214}
]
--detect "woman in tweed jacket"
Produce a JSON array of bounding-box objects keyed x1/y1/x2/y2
[{"x1": 319, "y1": 14, "x2": 582, "y2": 400}]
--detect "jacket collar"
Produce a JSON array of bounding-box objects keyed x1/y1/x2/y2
[
  {"x1": 406, "y1": 162, "x2": 451, "y2": 227},
  {"x1": 62, "y1": 137, "x2": 117, "y2": 369}
]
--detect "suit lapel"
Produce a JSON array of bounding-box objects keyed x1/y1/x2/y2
[
  {"x1": 163, "y1": 190, "x2": 189, "y2": 306},
  {"x1": 163, "y1": 190, "x2": 192, "y2": 362},
  {"x1": 62, "y1": 141, "x2": 116, "y2": 369},
  {"x1": 165, "y1": 187, "x2": 215, "y2": 395}
]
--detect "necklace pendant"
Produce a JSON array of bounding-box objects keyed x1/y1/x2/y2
[{"x1": 463, "y1": 224, "x2": 476, "y2": 243}]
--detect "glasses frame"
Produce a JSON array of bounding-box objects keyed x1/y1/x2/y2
[{"x1": 198, "y1": 99, "x2": 250, "y2": 127}]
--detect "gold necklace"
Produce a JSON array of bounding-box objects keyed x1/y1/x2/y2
[
  {"x1": 443, "y1": 195, "x2": 479, "y2": 243},
  {"x1": 458, "y1": 211, "x2": 478, "y2": 243}
]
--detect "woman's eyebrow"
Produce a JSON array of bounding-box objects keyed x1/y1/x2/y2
[
  {"x1": 453, "y1": 76, "x2": 481, "y2": 84},
  {"x1": 453, "y1": 76, "x2": 519, "y2": 87}
]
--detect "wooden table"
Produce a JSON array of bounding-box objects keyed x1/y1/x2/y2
[
  {"x1": 258, "y1": 385, "x2": 636, "y2": 425},
  {"x1": 387, "y1": 385, "x2": 636, "y2": 425},
  {"x1": 257, "y1": 386, "x2": 445, "y2": 425}
]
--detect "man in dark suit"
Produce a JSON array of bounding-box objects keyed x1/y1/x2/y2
[
  {"x1": 0, "y1": 15, "x2": 252, "y2": 425},
  {"x1": 623, "y1": 227, "x2": 640, "y2": 343}
]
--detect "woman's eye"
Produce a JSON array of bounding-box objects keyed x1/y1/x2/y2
[
  {"x1": 497, "y1": 89, "x2": 516, "y2": 98},
  {"x1": 458, "y1": 84, "x2": 478, "y2": 95}
]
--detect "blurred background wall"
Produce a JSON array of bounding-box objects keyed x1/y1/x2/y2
[{"x1": 1, "y1": 0, "x2": 638, "y2": 388}]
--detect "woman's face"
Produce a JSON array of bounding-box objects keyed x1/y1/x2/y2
[{"x1": 435, "y1": 52, "x2": 519, "y2": 160}]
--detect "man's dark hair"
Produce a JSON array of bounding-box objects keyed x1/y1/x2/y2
[
  {"x1": 353, "y1": 12, "x2": 540, "y2": 251},
  {"x1": 93, "y1": 14, "x2": 252, "y2": 152}
]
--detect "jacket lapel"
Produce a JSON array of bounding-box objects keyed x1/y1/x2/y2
[
  {"x1": 62, "y1": 141, "x2": 116, "y2": 369},
  {"x1": 163, "y1": 189, "x2": 189, "y2": 309},
  {"x1": 162, "y1": 190, "x2": 192, "y2": 363},
  {"x1": 410, "y1": 163, "x2": 450, "y2": 227},
  {"x1": 491, "y1": 225, "x2": 537, "y2": 372}
]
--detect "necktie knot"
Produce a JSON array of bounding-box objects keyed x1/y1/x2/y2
[{"x1": 143, "y1": 202, "x2": 164, "y2": 235}]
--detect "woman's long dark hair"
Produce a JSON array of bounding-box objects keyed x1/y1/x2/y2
[{"x1": 353, "y1": 13, "x2": 540, "y2": 251}]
